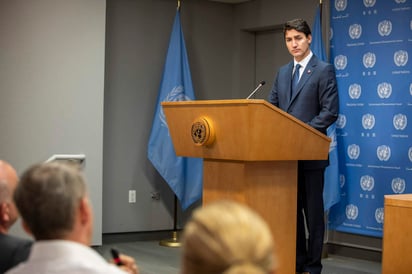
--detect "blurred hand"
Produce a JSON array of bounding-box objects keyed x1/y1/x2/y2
[{"x1": 110, "y1": 253, "x2": 139, "y2": 274}]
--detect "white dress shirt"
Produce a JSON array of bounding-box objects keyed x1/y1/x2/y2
[
  {"x1": 6, "y1": 240, "x2": 127, "y2": 274},
  {"x1": 294, "y1": 51, "x2": 313, "y2": 79}
]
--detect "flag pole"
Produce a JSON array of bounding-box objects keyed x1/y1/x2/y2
[
  {"x1": 159, "y1": 195, "x2": 181, "y2": 247},
  {"x1": 318, "y1": 0, "x2": 329, "y2": 257},
  {"x1": 159, "y1": 0, "x2": 184, "y2": 249},
  {"x1": 319, "y1": 0, "x2": 323, "y2": 26},
  {"x1": 316, "y1": 0, "x2": 333, "y2": 257}
]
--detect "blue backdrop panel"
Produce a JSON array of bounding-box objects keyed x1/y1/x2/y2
[{"x1": 328, "y1": 0, "x2": 412, "y2": 237}]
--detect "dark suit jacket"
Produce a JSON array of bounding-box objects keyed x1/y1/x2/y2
[
  {"x1": 0, "y1": 233, "x2": 32, "y2": 273},
  {"x1": 269, "y1": 55, "x2": 339, "y2": 169}
]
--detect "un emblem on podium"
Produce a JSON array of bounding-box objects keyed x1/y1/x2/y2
[{"x1": 191, "y1": 117, "x2": 215, "y2": 146}]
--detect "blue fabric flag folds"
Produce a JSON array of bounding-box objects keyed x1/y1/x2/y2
[
  {"x1": 310, "y1": 5, "x2": 341, "y2": 212},
  {"x1": 147, "y1": 10, "x2": 203, "y2": 210}
]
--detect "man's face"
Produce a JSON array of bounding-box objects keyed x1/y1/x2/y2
[
  {"x1": 0, "y1": 163, "x2": 19, "y2": 230},
  {"x1": 285, "y1": 29, "x2": 312, "y2": 62},
  {"x1": 6, "y1": 168, "x2": 19, "y2": 227}
]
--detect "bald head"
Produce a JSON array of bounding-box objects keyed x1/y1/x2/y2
[{"x1": 0, "y1": 160, "x2": 19, "y2": 233}]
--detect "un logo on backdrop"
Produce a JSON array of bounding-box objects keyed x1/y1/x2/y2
[
  {"x1": 335, "y1": 55, "x2": 348, "y2": 70},
  {"x1": 393, "y1": 113, "x2": 407, "y2": 130},
  {"x1": 349, "y1": 24, "x2": 362, "y2": 39},
  {"x1": 375, "y1": 208, "x2": 384, "y2": 224},
  {"x1": 377, "y1": 82, "x2": 392, "y2": 99},
  {"x1": 346, "y1": 204, "x2": 359, "y2": 220},
  {"x1": 335, "y1": 0, "x2": 347, "y2": 11},
  {"x1": 391, "y1": 177, "x2": 406, "y2": 194},
  {"x1": 360, "y1": 175, "x2": 375, "y2": 191},
  {"x1": 349, "y1": 84, "x2": 362, "y2": 99},
  {"x1": 348, "y1": 144, "x2": 360, "y2": 160},
  {"x1": 378, "y1": 20, "x2": 392, "y2": 37},
  {"x1": 409, "y1": 147, "x2": 412, "y2": 161},
  {"x1": 363, "y1": 52, "x2": 376, "y2": 68},
  {"x1": 336, "y1": 114, "x2": 347, "y2": 129},
  {"x1": 394, "y1": 50, "x2": 408, "y2": 67},
  {"x1": 410, "y1": 83, "x2": 412, "y2": 96},
  {"x1": 363, "y1": 0, "x2": 376, "y2": 7},
  {"x1": 362, "y1": 114, "x2": 375, "y2": 130},
  {"x1": 377, "y1": 145, "x2": 391, "y2": 161},
  {"x1": 395, "y1": 0, "x2": 407, "y2": 3}
]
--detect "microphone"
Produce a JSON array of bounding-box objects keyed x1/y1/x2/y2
[{"x1": 245, "y1": 80, "x2": 266, "y2": 99}]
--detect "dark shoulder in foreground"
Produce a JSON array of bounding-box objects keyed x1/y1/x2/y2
[{"x1": 0, "y1": 233, "x2": 32, "y2": 273}]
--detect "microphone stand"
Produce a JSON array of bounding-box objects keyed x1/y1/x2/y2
[
  {"x1": 159, "y1": 194, "x2": 181, "y2": 247},
  {"x1": 246, "y1": 81, "x2": 266, "y2": 99}
]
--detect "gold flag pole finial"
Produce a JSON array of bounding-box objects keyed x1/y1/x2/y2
[
  {"x1": 319, "y1": 0, "x2": 323, "y2": 25},
  {"x1": 177, "y1": 0, "x2": 181, "y2": 10}
]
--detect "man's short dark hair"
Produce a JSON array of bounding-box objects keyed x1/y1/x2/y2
[{"x1": 283, "y1": 19, "x2": 312, "y2": 38}]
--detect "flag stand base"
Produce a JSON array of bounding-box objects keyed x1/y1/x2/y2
[
  {"x1": 159, "y1": 230, "x2": 181, "y2": 248},
  {"x1": 159, "y1": 195, "x2": 181, "y2": 248}
]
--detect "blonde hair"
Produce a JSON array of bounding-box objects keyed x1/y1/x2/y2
[{"x1": 182, "y1": 200, "x2": 276, "y2": 274}]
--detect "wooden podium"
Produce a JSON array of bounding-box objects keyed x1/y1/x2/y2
[
  {"x1": 162, "y1": 99, "x2": 330, "y2": 274},
  {"x1": 382, "y1": 194, "x2": 412, "y2": 274}
]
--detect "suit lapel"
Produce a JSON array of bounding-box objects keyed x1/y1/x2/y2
[
  {"x1": 287, "y1": 56, "x2": 318, "y2": 110},
  {"x1": 286, "y1": 62, "x2": 294, "y2": 103}
]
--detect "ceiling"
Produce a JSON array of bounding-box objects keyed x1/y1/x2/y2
[{"x1": 208, "y1": 0, "x2": 252, "y2": 3}]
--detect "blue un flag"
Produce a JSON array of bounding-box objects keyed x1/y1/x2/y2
[
  {"x1": 311, "y1": 6, "x2": 327, "y2": 62},
  {"x1": 147, "y1": 10, "x2": 203, "y2": 210},
  {"x1": 311, "y1": 5, "x2": 341, "y2": 212}
]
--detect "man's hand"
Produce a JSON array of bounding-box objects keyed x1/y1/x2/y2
[{"x1": 110, "y1": 253, "x2": 139, "y2": 274}]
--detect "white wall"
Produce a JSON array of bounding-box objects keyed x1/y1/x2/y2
[{"x1": 0, "y1": 0, "x2": 106, "y2": 245}]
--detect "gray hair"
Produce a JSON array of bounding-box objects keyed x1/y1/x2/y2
[{"x1": 14, "y1": 162, "x2": 87, "y2": 240}]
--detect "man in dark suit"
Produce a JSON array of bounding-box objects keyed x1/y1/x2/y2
[
  {"x1": 268, "y1": 19, "x2": 339, "y2": 274},
  {"x1": 0, "y1": 160, "x2": 32, "y2": 273}
]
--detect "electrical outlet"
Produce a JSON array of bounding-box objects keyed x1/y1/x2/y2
[
  {"x1": 151, "y1": 191, "x2": 160, "y2": 200},
  {"x1": 128, "y1": 190, "x2": 136, "y2": 203}
]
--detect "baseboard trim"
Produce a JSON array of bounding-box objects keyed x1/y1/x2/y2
[
  {"x1": 101, "y1": 230, "x2": 182, "y2": 245},
  {"x1": 324, "y1": 242, "x2": 382, "y2": 262}
]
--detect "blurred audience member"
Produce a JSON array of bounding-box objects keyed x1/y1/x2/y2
[
  {"x1": 182, "y1": 200, "x2": 277, "y2": 274},
  {"x1": 0, "y1": 160, "x2": 32, "y2": 273},
  {"x1": 7, "y1": 162, "x2": 139, "y2": 274}
]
